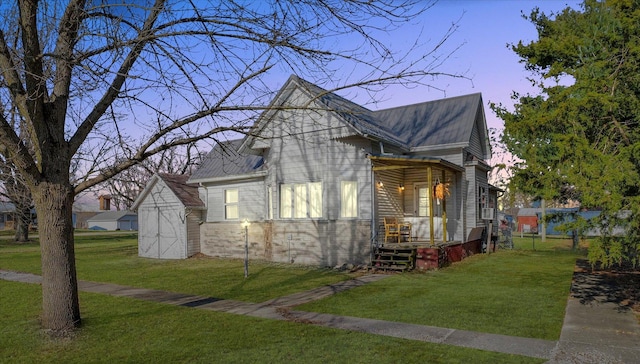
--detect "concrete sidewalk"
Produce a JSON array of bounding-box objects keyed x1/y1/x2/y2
[
  {"x1": 548, "y1": 260, "x2": 640, "y2": 364},
  {"x1": 1, "y1": 263, "x2": 639, "y2": 362}
]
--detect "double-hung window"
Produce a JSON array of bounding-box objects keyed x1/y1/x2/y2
[
  {"x1": 415, "y1": 184, "x2": 431, "y2": 217},
  {"x1": 280, "y1": 182, "x2": 322, "y2": 218},
  {"x1": 341, "y1": 181, "x2": 358, "y2": 218},
  {"x1": 225, "y1": 189, "x2": 239, "y2": 220}
]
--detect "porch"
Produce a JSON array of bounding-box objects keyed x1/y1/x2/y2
[{"x1": 370, "y1": 239, "x2": 482, "y2": 272}]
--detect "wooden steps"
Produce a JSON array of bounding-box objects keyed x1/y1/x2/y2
[{"x1": 371, "y1": 246, "x2": 416, "y2": 272}]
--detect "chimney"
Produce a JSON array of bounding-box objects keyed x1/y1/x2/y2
[{"x1": 99, "y1": 195, "x2": 111, "y2": 210}]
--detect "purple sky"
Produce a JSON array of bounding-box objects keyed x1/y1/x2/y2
[{"x1": 368, "y1": 0, "x2": 583, "y2": 131}]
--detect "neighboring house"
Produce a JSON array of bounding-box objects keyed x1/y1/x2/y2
[
  {"x1": 132, "y1": 173, "x2": 205, "y2": 259},
  {"x1": 183, "y1": 75, "x2": 494, "y2": 267},
  {"x1": 517, "y1": 208, "x2": 541, "y2": 233},
  {"x1": 86, "y1": 211, "x2": 138, "y2": 231},
  {"x1": 0, "y1": 201, "x2": 14, "y2": 230}
]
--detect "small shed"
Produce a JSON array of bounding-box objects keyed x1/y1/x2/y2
[
  {"x1": 517, "y1": 208, "x2": 541, "y2": 233},
  {"x1": 131, "y1": 173, "x2": 204, "y2": 259},
  {"x1": 86, "y1": 211, "x2": 138, "y2": 231}
]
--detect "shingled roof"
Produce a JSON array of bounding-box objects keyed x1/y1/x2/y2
[
  {"x1": 373, "y1": 93, "x2": 484, "y2": 149},
  {"x1": 191, "y1": 76, "x2": 487, "y2": 182},
  {"x1": 157, "y1": 173, "x2": 204, "y2": 208},
  {"x1": 188, "y1": 139, "x2": 264, "y2": 183}
]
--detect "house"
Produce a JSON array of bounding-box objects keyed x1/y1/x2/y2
[
  {"x1": 132, "y1": 173, "x2": 205, "y2": 259},
  {"x1": 183, "y1": 75, "x2": 494, "y2": 267},
  {"x1": 0, "y1": 201, "x2": 14, "y2": 230},
  {"x1": 86, "y1": 210, "x2": 138, "y2": 231}
]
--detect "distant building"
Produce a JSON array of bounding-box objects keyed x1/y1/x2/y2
[{"x1": 86, "y1": 211, "x2": 138, "y2": 231}]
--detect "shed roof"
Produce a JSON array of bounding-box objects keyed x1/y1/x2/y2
[
  {"x1": 157, "y1": 173, "x2": 204, "y2": 208},
  {"x1": 517, "y1": 208, "x2": 542, "y2": 217}
]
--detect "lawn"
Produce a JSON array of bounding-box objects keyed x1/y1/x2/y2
[{"x1": 0, "y1": 231, "x2": 583, "y2": 363}]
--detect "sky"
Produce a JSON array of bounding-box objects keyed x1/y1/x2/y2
[{"x1": 353, "y1": 0, "x2": 583, "y2": 131}]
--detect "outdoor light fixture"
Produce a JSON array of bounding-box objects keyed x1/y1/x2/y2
[
  {"x1": 378, "y1": 181, "x2": 384, "y2": 187},
  {"x1": 242, "y1": 219, "x2": 250, "y2": 278},
  {"x1": 399, "y1": 183, "x2": 405, "y2": 191}
]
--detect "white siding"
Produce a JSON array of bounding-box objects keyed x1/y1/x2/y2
[
  {"x1": 204, "y1": 180, "x2": 266, "y2": 222},
  {"x1": 137, "y1": 179, "x2": 190, "y2": 259}
]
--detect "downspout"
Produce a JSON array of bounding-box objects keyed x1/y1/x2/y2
[{"x1": 370, "y1": 161, "x2": 376, "y2": 266}]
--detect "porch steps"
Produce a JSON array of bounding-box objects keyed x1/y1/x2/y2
[{"x1": 371, "y1": 246, "x2": 416, "y2": 272}]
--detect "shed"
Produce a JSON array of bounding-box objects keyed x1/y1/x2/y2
[
  {"x1": 131, "y1": 173, "x2": 204, "y2": 259},
  {"x1": 517, "y1": 208, "x2": 541, "y2": 233},
  {"x1": 86, "y1": 210, "x2": 138, "y2": 231}
]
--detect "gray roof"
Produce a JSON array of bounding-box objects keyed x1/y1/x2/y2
[
  {"x1": 373, "y1": 93, "x2": 483, "y2": 149},
  {"x1": 294, "y1": 76, "x2": 406, "y2": 147},
  {"x1": 87, "y1": 210, "x2": 137, "y2": 222},
  {"x1": 189, "y1": 139, "x2": 264, "y2": 182},
  {"x1": 0, "y1": 201, "x2": 15, "y2": 213},
  {"x1": 517, "y1": 208, "x2": 542, "y2": 217},
  {"x1": 191, "y1": 76, "x2": 485, "y2": 181}
]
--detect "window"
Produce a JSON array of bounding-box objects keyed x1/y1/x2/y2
[
  {"x1": 225, "y1": 189, "x2": 238, "y2": 220},
  {"x1": 416, "y1": 185, "x2": 431, "y2": 217},
  {"x1": 280, "y1": 182, "x2": 323, "y2": 218},
  {"x1": 341, "y1": 181, "x2": 358, "y2": 218},
  {"x1": 478, "y1": 186, "x2": 487, "y2": 214}
]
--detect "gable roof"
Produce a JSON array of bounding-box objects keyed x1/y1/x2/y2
[
  {"x1": 194, "y1": 75, "x2": 490, "y2": 181},
  {"x1": 131, "y1": 173, "x2": 205, "y2": 210},
  {"x1": 157, "y1": 173, "x2": 204, "y2": 208},
  {"x1": 239, "y1": 75, "x2": 406, "y2": 153},
  {"x1": 188, "y1": 139, "x2": 264, "y2": 184},
  {"x1": 86, "y1": 210, "x2": 136, "y2": 222},
  {"x1": 373, "y1": 93, "x2": 485, "y2": 150}
]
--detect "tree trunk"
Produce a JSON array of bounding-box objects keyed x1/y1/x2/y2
[
  {"x1": 14, "y1": 203, "x2": 31, "y2": 242},
  {"x1": 33, "y1": 182, "x2": 81, "y2": 332}
]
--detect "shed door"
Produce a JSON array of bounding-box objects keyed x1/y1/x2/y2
[
  {"x1": 158, "y1": 207, "x2": 184, "y2": 259},
  {"x1": 139, "y1": 207, "x2": 159, "y2": 258},
  {"x1": 139, "y1": 207, "x2": 184, "y2": 259}
]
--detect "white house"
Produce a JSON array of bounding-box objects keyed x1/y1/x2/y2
[
  {"x1": 132, "y1": 173, "x2": 205, "y2": 259},
  {"x1": 179, "y1": 75, "x2": 494, "y2": 267}
]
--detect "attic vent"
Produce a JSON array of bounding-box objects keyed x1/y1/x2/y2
[{"x1": 481, "y1": 208, "x2": 494, "y2": 220}]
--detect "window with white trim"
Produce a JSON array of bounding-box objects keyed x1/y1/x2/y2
[
  {"x1": 225, "y1": 189, "x2": 239, "y2": 220},
  {"x1": 341, "y1": 181, "x2": 358, "y2": 218},
  {"x1": 416, "y1": 184, "x2": 431, "y2": 217},
  {"x1": 280, "y1": 182, "x2": 322, "y2": 218}
]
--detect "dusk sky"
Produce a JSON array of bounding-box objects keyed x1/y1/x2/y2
[{"x1": 349, "y1": 0, "x2": 583, "y2": 132}]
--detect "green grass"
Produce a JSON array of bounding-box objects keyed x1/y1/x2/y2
[
  {"x1": 298, "y1": 235, "x2": 584, "y2": 341},
  {"x1": 0, "y1": 232, "x2": 583, "y2": 363},
  {"x1": 0, "y1": 233, "x2": 352, "y2": 302}
]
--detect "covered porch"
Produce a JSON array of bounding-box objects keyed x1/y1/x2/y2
[{"x1": 368, "y1": 154, "x2": 479, "y2": 271}]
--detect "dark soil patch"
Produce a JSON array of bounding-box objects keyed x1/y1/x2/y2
[{"x1": 572, "y1": 259, "x2": 640, "y2": 316}]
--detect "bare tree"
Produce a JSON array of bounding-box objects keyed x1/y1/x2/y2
[
  {"x1": 0, "y1": 156, "x2": 32, "y2": 241},
  {"x1": 103, "y1": 144, "x2": 205, "y2": 210},
  {"x1": 0, "y1": 0, "x2": 466, "y2": 333}
]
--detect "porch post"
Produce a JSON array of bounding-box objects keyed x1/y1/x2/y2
[
  {"x1": 428, "y1": 166, "x2": 434, "y2": 245},
  {"x1": 442, "y1": 169, "x2": 447, "y2": 242}
]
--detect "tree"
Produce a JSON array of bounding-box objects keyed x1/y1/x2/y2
[
  {"x1": 493, "y1": 0, "x2": 640, "y2": 265},
  {"x1": 102, "y1": 145, "x2": 205, "y2": 210},
  {"x1": 0, "y1": 157, "x2": 32, "y2": 241},
  {"x1": 0, "y1": 0, "x2": 465, "y2": 333}
]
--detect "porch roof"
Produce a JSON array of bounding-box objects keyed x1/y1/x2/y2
[{"x1": 368, "y1": 154, "x2": 464, "y2": 173}]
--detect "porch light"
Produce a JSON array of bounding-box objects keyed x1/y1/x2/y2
[
  {"x1": 377, "y1": 181, "x2": 384, "y2": 188},
  {"x1": 399, "y1": 183, "x2": 405, "y2": 191}
]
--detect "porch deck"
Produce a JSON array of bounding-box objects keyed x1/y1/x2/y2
[{"x1": 372, "y1": 239, "x2": 482, "y2": 271}]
